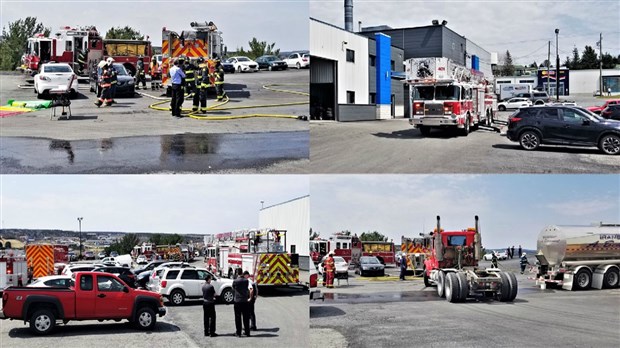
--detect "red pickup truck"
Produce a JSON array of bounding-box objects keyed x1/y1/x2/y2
[{"x1": 0, "y1": 272, "x2": 166, "y2": 335}]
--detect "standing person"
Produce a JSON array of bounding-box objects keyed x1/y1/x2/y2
[
  {"x1": 491, "y1": 252, "x2": 499, "y2": 268},
  {"x1": 518, "y1": 245, "x2": 522, "y2": 258},
  {"x1": 520, "y1": 253, "x2": 530, "y2": 274},
  {"x1": 107, "y1": 58, "x2": 117, "y2": 104},
  {"x1": 511, "y1": 246, "x2": 515, "y2": 259},
  {"x1": 214, "y1": 59, "x2": 226, "y2": 101},
  {"x1": 150, "y1": 56, "x2": 161, "y2": 90},
  {"x1": 197, "y1": 57, "x2": 209, "y2": 113},
  {"x1": 399, "y1": 253, "x2": 407, "y2": 281},
  {"x1": 506, "y1": 247, "x2": 510, "y2": 260},
  {"x1": 95, "y1": 62, "x2": 112, "y2": 107},
  {"x1": 324, "y1": 252, "x2": 335, "y2": 288},
  {"x1": 232, "y1": 269, "x2": 252, "y2": 337},
  {"x1": 608, "y1": 87, "x2": 612, "y2": 96},
  {"x1": 246, "y1": 271, "x2": 258, "y2": 331},
  {"x1": 27, "y1": 266, "x2": 33, "y2": 284},
  {"x1": 136, "y1": 56, "x2": 147, "y2": 90},
  {"x1": 168, "y1": 59, "x2": 185, "y2": 118},
  {"x1": 183, "y1": 58, "x2": 199, "y2": 111},
  {"x1": 202, "y1": 275, "x2": 218, "y2": 337}
]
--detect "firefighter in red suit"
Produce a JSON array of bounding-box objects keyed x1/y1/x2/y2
[{"x1": 323, "y1": 252, "x2": 335, "y2": 288}]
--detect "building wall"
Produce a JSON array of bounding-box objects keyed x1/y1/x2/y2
[
  {"x1": 259, "y1": 196, "x2": 310, "y2": 270},
  {"x1": 368, "y1": 39, "x2": 405, "y2": 117},
  {"x1": 465, "y1": 39, "x2": 493, "y2": 78},
  {"x1": 360, "y1": 26, "x2": 444, "y2": 60},
  {"x1": 441, "y1": 28, "x2": 467, "y2": 65},
  {"x1": 569, "y1": 69, "x2": 620, "y2": 94}
]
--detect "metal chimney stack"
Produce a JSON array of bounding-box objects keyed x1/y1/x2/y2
[{"x1": 345, "y1": 0, "x2": 353, "y2": 32}]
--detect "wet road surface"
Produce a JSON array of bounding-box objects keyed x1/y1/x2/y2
[{"x1": 0, "y1": 131, "x2": 308, "y2": 173}]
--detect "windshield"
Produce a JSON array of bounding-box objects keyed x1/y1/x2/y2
[
  {"x1": 113, "y1": 64, "x2": 128, "y2": 75},
  {"x1": 361, "y1": 257, "x2": 380, "y2": 264},
  {"x1": 413, "y1": 85, "x2": 460, "y2": 101},
  {"x1": 574, "y1": 107, "x2": 604, "y2": 122},
  {"x1": 43, "y1": 65, "x2": 72, "y2": 73},
  {"x1": 263, "y1": 56, "x2": 278, "y2": 61},
  {"x1": 237, "y1": 57, "x2": 250, "y2": 62}
]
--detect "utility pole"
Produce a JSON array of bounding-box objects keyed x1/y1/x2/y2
[
  {"x1": 599, "y1": 33, "x2": 603, "y2": 96},
  {"x1": 555, "y1": 29, "x2": 560, "y2": 101},
  {"x1": 547, "y1": 41, "x2": 551, "y2": 95}
]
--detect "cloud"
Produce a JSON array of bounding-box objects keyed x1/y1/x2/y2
[{"x1": 545, "y1": 197, "x2": 613, "y2": 217}]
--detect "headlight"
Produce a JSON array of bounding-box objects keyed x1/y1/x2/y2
[{"x1": 128, "y1": 81, "x2": 134, "y2": 85}]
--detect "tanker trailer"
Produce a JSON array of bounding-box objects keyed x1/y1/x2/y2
[{"x1": 535, "y1": 223, "x2": 620, "y2": 290}]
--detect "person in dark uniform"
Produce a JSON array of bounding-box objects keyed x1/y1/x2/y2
[
  {"x1": 214, "y1": 60, "x2": 226, "y2": 101},
  {"x1": 511, "y1": 246, "x2": 515, "y2": 259},
  {"x1": 183, "y1": 58, "x2": 199, "y2": 111},
  {"x1": 491, "y1": 252, "x2": 498, "y2": 268},
  {"x1": 399, "y1": 253, "x2": 407, "y2": 280},
  {"x1": 136, "y1": 56, "x2": 147, "y2": 90},
  {"x1": 107, "y1": 58, "x2": 117, "y2": 103},
  {"x1": 202, "y1": 275, "x2": 217, "y2": 337},
  {"x1": 520, "y1": 253, "x2": 530, "y2": 274},
  {"x1": 197, "y1": 57, "x2": 209, "y2": 113},
  {"x1": 247, "y1": 272, "x2": 258, "y2": 330},
  {"x1": 232, "y1": 269, "x2": 253, "y2": 337}
]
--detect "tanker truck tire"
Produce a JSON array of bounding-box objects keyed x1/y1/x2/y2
[
  {"x1": 445, "y1": 273, "x2": 459, "y2": 303},
  {"x1": 603, "y1": 268, "x2": 619, "y2": 289},
  {"x1": 456, "y1": 273, "x2": 469, "y2": 302},
  {"x1": 497, "y1": 272, "x2": 512, "y2": 302},
  {"x1": 574, "y1": 268, "x2": 592, "y2": 290},
  {"x1": 506, "y1": 272, "x2": 518, "y2": 301},
  {"x1": 437, "y1": 271, "x2": 446, "y2": 298}
]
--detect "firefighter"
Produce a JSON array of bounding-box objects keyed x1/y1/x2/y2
[
  {"x1": 323, "y1": 252, "x2": 335, "y2": 288},
  {"x1": 77, "y1": 47, "x2": 88, "y2": 75},
  {"x1": 213, "y1": 59, "x2": 226, "y2": 101},
  {"x1": 491, "y1": 252, "x2": 498, "y2": 268},
  {"x1": 399, "y1": 252, "x2": 407, "y2": 280},
  {"x1": 197, "y1": 57, "x2": 209, "y2": 113},
  {"x1": 520, "y1": 253, "x2": 530, "y2": 274},
  {"x1": 150, "y1": 56, "x2": 161, "y2": 90},
  {"x1": 183, "y1": 58, "x2": 199, "y2": 111},
  {"x1": 107, "y1": 57, "x2": 117, "y2": 104},
  {"x1": 136, "y1": 56, "x2": 147, "y2": 90},
  {"x1": 95, "y1": 61, "x2": 112, "y2": 107}
]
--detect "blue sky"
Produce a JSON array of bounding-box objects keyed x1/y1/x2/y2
[
  {"x1": 0, "y1": 175, "x2": 309, "y2": 234},
  {"x1": 310, "y1": 0, "x2": 620, "y2": 65},
  {"x1": 310, "y1": 175, "x2": 620, "y2": 249},
  {"x1": 1, "y1": 0, "x2": 309, "y2": 52}
]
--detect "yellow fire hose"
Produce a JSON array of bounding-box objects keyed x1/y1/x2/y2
[{"x1": 144, "y1": 83, "x2": 308, "y2": 121}]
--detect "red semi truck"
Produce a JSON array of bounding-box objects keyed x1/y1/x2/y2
[{"x1": 0, "y1": 272, "x2": 166, "y2": 335}]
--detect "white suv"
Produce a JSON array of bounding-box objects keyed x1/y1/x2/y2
[
  {"x1": 146, "y1": 262, "x2": 194, "y2": 291},
  {"x1": 283, "y1": 52, "x2": 309, "y2": 69},
  {"x1": 156, "y1": 267, "x2": 234, "y2": 305}
]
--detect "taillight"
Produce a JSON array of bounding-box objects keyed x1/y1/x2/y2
[
  {"x1": 39, "y1": 75, "x2": 50, "y2": 81},
  {"x1": 161, "y1": 280, "x2": 167, "y2": 288},
  {"x1": 310, "y1": 274, "x2": 317, "y2": 288},
  {"x1": 509, "y1": 117, "x2": 522, "y2": 123}
]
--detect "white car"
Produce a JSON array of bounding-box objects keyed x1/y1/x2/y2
[
  {"x1": 146, "y1": 262, "x2": 195, "y2": 291},
  {"x1": 226, "y1": 56, "x2": 259, "y2": 73},
  {"x1": 318, "y1": 256, "x2": 349, "y2": 275},
  {"x1": 483, "y1": 251, "x2": 508, "y2": 261},
  {"x1": 498, "y1": 97, "x2": 532, "y2": 111},
  {"x1": 136, "y1": 255, "x2": 148, "y2": 264},
  {"x1": 34, "y1": 63, "x2": 78, "y2": 99},
  {"x1": 28, "y1": 275, "x2": 73, "y2": 288},
  {"x1": 155, "y1": 267, "x2": 234, "y2": 305},
  {"x1": 283, "y1": 52, "x2": 309, "y2": 69},
  {"x1": 61, "y1": 264, "x2": 98, "y2": 277}
]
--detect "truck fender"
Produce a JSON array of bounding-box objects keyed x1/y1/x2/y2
[
  {"x1": 592, "y1": 264, "x2": 620, "y2": 290},
  {"x1": 22, "y1": 295, "x2": 65, "y2": 323},
  {"x1": 562, "y1": 265, "x2": 592, "y2": 291},
  {"x1": 132, "y1": 296, "x2": 160, "y2": 321}
]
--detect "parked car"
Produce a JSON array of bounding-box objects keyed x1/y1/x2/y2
[
  {"x1": 506, "y1": 106, "x2": 620, "y2": 155},
  {"x1": 67, "y1": 252, "x2": 77, "y2": 262},
  {"x1": 514, "y1": 91, "x2": 550, "y2": 105},
  {"x1": 93, "y1": 266, "x2": 137, "y2": 288},
  {"x1": 222, "y1": 61, "x2": 236, "y2": 74},
  {"x1": 255, "y1": 55, "x2": 287, "y2": 71},
  {"x1": 136, "y1": 255, "x2": 148, "y2": 265},
  {"x1": 588, "y1": 99, "x2": 620, "y2": 114},
  {"x1": 61, "y1": 264, "x2": 98, "y2": 277},
  {"x1": 483, "y1": 251, "x2": 507, "y2": 261},
  {"x1": 110, "y1": 251, "x2": 119, "y2": 257},
  {"x1": 601, "y1": 104, "x2": 620, "y2": 120},
  {"x1": 154, "y1": 267, "x2": 234, "y2": 305},
  {"x1": 318, "y1": 256, "x2": 349, "y2": 276},
  {"x1": 146, "y1": 262, "x2": 195, "y2": 291},
  {"x1": 89, "y1": 63, "x2": 135, "y2": 97},
  {"x1": 0, "y1": 272, "x2": 166, "y2": 335},
  {"x1": 33, "y1": 63, "x2": 78, "y2": 99},
  {"x1": 134, "y1": 260, "x2": 169, "y2": 288},
  {"x1": 355, "y1": 256, "x2": 385, "y2": 277},
  {"x1": 226, "y1": 56, "x2": 259, "y2": 73},
  {"x1": 283, "y1": 52, "x2": 310, "y2": 69},
  {"x1": 27, "y1": 275, "x2": 73, "y2": 288},
  {"x1": 97, "y1": 251, "x2": 106, "y2": 259},
  {"x1": 84, "y1": 251, "x2": 95, "y2": 260},
  {"x1": 497, "y1": 97, "x2": 532, "y2": 111}
]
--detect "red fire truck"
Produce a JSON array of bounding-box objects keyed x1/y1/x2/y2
[
  {"x1": 401, "y1": 236, "x2": 432, "y2": 275},
  {"x1": 351, "y1": 236, "x2": 396, "y2": 266},
  {"x1": 309, "y1": 234, "x2": 354, "y2": 264},
  {"x1": 406, "y1": 57, "x2": 498, "y2": 136}
]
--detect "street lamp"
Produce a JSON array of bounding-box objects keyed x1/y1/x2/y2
[
  {"x1": 555, "y1": 28, "x2": 560, "y2": 101},
  {"x1": 77, "y1": 217, "x2": 83, "y2": 259}
]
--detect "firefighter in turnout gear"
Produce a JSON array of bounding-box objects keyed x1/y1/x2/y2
[
  {"x1": 183, "y1": 58, "x2": 200, "y2": 111},
  {"x1": 214, "y1": 60, "x2": 226, "y2": 101},
  {"x1": 107, "y1": 57, "x2": 117, "y2": 103},
  {"x1": 136, "y1": 56, "x2": 147, "y2": 90},
  {"x1": 323, "y1": 252, "x2": 335, "y2": 288},
  {"x1": 197, "y1": 57, "x2": 210, "y2": 113},
  {"x1": 94, "y1": 61, "x2": 112, "y2": 107},
  {"x1": 150, "y1": 56, "x2": 161, "y2": 90}
]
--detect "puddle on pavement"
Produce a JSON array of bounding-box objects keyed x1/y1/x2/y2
[
  {"x1": 322, "y1": 291, "x2": 442, "y2": 304},
  {"x1": 0, "y1": 132, "x2": 308, "y2": 173}
]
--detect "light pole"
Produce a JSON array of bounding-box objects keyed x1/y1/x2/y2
[
  {"x1": 77, "y1": 217, "x2": 83, "y2": 259},
  {"x1": 555, "y1": 28, "x2": 560, "y2": 101}
]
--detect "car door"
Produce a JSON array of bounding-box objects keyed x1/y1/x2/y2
[
  {"x1": 94, "y1": 274, "x2": 132, "y2": 318},
  {"x1": 74, "y1": 274, "x2": 96, "y2": 319},
  {"x1": 560, "y1": 108, "x2": 600, "y2": 144},
  {"x1": 180, "y1": 269, "x2": 201, "y2": 297},
  {"x1": 537, "y1": 108, "x2": 564, "y2": 142}
]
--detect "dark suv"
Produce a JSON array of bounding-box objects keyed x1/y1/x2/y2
[
  {"x1": 506, "y1": 106, "x2": 620, "y2": 155},
  {"x1": 515, "y1": 92, "x2": 550, "y2": 105},
  {"x1": 93, "y1": 266, "x2": 137, "y2": 288}
]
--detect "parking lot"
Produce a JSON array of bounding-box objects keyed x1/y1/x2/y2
[
  {"x1": 0, "y1": 69, "x2": 309, "y2": 174},
  {"x1": 310, "y1": 259, "x2": 620, "y2": 348},
  {"x1": 310, "y1": 94, "x2": 619, "y2": 174}
]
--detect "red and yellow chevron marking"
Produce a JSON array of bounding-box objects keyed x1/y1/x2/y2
[
  {"x1": 254, "y1": 254, "x2": 299, "y2": 286},
  {"x1": 25, "y1": 244, "x2": 55, "y2": 278}
]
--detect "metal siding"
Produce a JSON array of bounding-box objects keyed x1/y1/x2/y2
[
  {"x1": 338, "y1": 104, "x2": 376, "y2": 121},
  {"x1": 310, "y1": 56, "x2": 335, "y2": 83},
  {"x1": 441, "y1": 28, "x2": 466, "y2": 65},
  {"x1": 375, "y1": 33, "x2": 391, "y2": 105},
  {"x1": 360, "y1": 27, "x2": 443, "y2": 59},
  {"x1": 368, "y1": 41, "x2": 377, "y2": 94}
]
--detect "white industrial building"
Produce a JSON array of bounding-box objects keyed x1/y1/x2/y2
[
  {"x1": 570, "y1": 69, "x2": 620, "y2": 94},
  {"x1": 259, "y1": 195, "x2": 309, "y2": 270}
]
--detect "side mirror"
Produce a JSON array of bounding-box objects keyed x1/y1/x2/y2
[
  {"x1": 122, "y1": 286, "x2": 129, "y2": 293},
  {"x1": 582, "y1": 119, "x2": 591, "y2": 126}
]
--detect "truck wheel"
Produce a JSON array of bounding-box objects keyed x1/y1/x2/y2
[
  {"x1": 423, "y1": 271, "x2": 431, "y2": 287},
  {"x1": 603, "y1": 268, "x2": 620, "y2": 288},
  {"x1": 29, "y1": 309, "x2": 56, "y2": 335},
  {"x1": 506, "y1": 272, "x2": 518, "y2": 301},
  {"x1": 574, "y1": 268, "x2": 592, "y2": 290},
  {"x1": 460, "y1": 116, "x2": 470, "y2": 136},
  {"x1": 170, "y1": 289, "x2": 185, "y2": 306},
  {"x1": 437, "y1": 271, "x2": 446, "y2": 298},
  {"x1": 456, "y1": 273, "x2": 469, "y2": 302},
  {"x1": 221, "y1": 288, "x2": 234, "y2": 304},
  {"x1": 497, "y1": 272, "x2": 511, "y2": 302},
  {"x1": 445, "y1": 273, "x2": 460, "y2": 303},
  {"x1": 419, "y1": 126, "x2": 431, "y2": 136},
  {"x1": 135, "y1": 307, "x2": 157, "y2": 331}
]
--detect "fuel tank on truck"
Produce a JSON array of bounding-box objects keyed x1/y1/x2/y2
[{"x1": 536, "y1": 224, "x2": 620, "y2": 267}]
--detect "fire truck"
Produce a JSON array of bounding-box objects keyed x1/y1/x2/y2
[
  {"x1": 161, "y1": 21, "x2": 223, "y2": 94},
  {"x1": 422, "y1": 216, "x2": 517, "y2": 303},
  {"x1": 22, "y1": 26, "x2": 152, "y2": 78},
  {"x1": 401, "y1": 236, "x2": 431, "y2": 275},
  {"x1": 309, "y1": 233, "x2": 354, "y2": 264},
  {"x1": 350, "y1": 236, "x2": 396, "y2": 266},
  {"x1": 406, "y1": 57, "x2": 498, "y2": 136},
  {"x1": 0, "y1": 252, "x2": 28, "y2": 291}
]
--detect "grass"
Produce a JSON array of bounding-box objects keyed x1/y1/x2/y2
[{"x1": 595, "y1": 95, "x2": 620, "y2": 99}]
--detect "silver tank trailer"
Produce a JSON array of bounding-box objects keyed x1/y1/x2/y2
[{"x1": 537, "y1": 224, "x2": 620, "y2": 267}]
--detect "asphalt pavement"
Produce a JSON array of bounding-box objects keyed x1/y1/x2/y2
[
  {"x1": 310, "y1": 259, "x2": 620, "y2": 348},
  {"x1": 0, "y1": 69, "x2": 309, "y2": 173}
]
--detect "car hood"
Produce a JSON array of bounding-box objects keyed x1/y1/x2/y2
[{"x1": 116, "y1": 75, "x2": 133, "y2": 82}]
